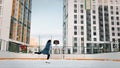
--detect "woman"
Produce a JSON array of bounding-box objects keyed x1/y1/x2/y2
[{"x1": 35, "y1": 40, "x2": 51, "y2": 60}]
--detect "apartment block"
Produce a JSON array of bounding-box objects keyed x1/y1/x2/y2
[
  {"x1": 0, "y1": 0, "x2": 32, "y2": 53},
  {"x1": 63, "y1": 0, "x2": 120, "y2": 54}
]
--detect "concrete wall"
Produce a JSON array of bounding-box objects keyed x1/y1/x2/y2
[
  {"x1": 64, "y1": 53, "x2": 120, "y2": 60},
  {"x1": 0, "y1": 51, "x2": 47, "y2": 58}
]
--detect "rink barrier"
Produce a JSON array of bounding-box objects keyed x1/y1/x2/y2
[
  {"x1": 0, "y1": 51, "x2": 120, "y2": 62},
  {"x1": 0, "y1": 58, "x2": 46, "y2": 60},
  {"x1": 0, "y1": 58, "x2": 120, "y2": 62},
  {"x1": 65, "y1": 58, "x2": 120, "y2": 62}
]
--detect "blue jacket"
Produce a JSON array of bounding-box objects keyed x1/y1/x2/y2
[{"x1": 41, "y1": 42, "x2": 51, "y2": 54}]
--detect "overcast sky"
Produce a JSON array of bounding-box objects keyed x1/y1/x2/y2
[{"x1": 31, "y1": 0, "x2": 63, "y2": 45}]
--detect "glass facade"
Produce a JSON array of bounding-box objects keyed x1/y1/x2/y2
[
  {"x1": 0, "y1": 0, "x2": 2, "y2": 4},
  {"x1": 0, "y1": 6, "x2": 1, "y2": 16},
  {"x1": 8, "y1": 0, "x2": 32, "y2": 53}
]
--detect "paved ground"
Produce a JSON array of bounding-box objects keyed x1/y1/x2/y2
[{"x1": 0, "y1": 60, "x2": 120, "y2": 68}]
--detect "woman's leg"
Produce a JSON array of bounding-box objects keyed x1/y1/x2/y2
[
  {"x1": 47, "y1": 54, "x2": 50, "y2": 60},
  {"x1": 35, "y1": 52, "x2": 41, "y2": 54}
]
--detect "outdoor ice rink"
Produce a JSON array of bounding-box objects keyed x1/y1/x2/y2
[{"x1": 0, "y1": 60, "x2": 120, "y2": 68}]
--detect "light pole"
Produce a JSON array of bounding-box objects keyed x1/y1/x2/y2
[
  {"x1": 62, "y1": 46, "x2": 65, "y2": 59},
  {"x1": 38, "y1": 35, "x2": 40, "y2": 52}
]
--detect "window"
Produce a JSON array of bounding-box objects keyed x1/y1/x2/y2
[
  {"x1": 74, "y1": 43, "x2": 77, "y2": 47},
  {"x1": 93, "y1": 32, "x2": 96, "y2": 35},
  {"x1": 111, "y1": 11, "x2": 113, "y2": 15},
  {"x1": 117, "y1": 22, "x2": 119, "y2": 25},
  {"x1": 118, "y1": 33, "x2": 120, "y2": 36},
  {"x1": 116, "y1": 17, "x2": 119, "y2": 20},
  {"x1": 93, "y1": 10, "x2": 96, "y2": 14},
  {"x1": 104, "y1": 6, "x2": 108, "y2": 11},
  {"x1": 112, "y1": 27, "x2": 115, "y2": 31},
  {"x1": 113, "y1": 44, "x2": 116, "y2": 48},
  {"x1": 74, "y1": 0, "x2": 77, "y2": 2},
  {"x1": 81, "y1": 37, "x2": 84, "y2": 41},
  {"x1": 74, "y1": 15, "x2": 77, "y2": 19},
  {"x1": 117, "y1": 27, "x2": 120, "y2": 31},
  {"x1": 118, "y1": 39, "x2": 120, "y2": 42},
  {"x1": 93, "y1": 5, "x2": 96, "y2": 9},
  {"x1": 74, "y1": 31, "x2": 77, "y2": 35},
  {"x1": 93, "y1": 21, "x2": 96, "y2": 24},
  {"x1": 74, "y1": 9, "x2": 77, "y2": 13},
  {"x1": 0, "y1": 6, "x2": 1, "y2": 15},
  {"x1": 94, "y1": 38, "x2": 97, "y2": 41},
  {"x1": 81, "y1": 20, "x2": 84, "y2": 24},
  {"x1": 74, "y1": 26, "x2": 77, "y2": 30},
  {"x1": 111, "y1": 16, "x2": 114, "y2": 20},
  {"x1": 81, "y1": 10, "x2": 84, "y2": 13},
  {"x1": 116, "y1": 6, "x2": 118, "y2": 10},
  {"x1": 73, "y1": 43, "x2": 77, "y2": 53},
  {"x1": 74, "y1": 4, "x2": 77, "y2": 8},
  {"x1": 80, "y1": 4, "x2": 83, "y2": 8},
  {"x1": 111, "y1": 22, "x2": 114, "y2": 25},
  {"x1": 116, "y1": 12, "x2": 119, "y2": 15},
  {"x1": 74, "y1": 20, "x2": 77, "y2": 24},
  {"x1": 81, "y1": 26, "x2": 84, "y2": 30},
  {"x1": 112, "y1": 33, "x2": 115, "y2": 36},
  {"x1": 81, "y1": 15, "x2": 83, "y2": 19},
  {"x1": 110, "y1": 0, "x2": 113, "y2": 3},
  {"x1": 93, "y1": 26, "x2": 96, "y2": 30},
  {"x1": 116, "y1": 0, "x2": 118, "y2": 3},
  {"x1": 110, "y1": 6, "x2": 113, "y2": 9},
  {"x1": 93, "y1": 16, "x2": 96, "y2": 19},
  {"x1": 0, "y1": 0, "x2": 2, "y2": 4},
  {"x1": 81, "y1": 32, "x2": 84, "y2": 35},
  {"x1": 112, "y1": 38, "x2": 115, "y2": 42},
  {"x1": 74, "y1": 37, "x2": 77, "y2": 41}
]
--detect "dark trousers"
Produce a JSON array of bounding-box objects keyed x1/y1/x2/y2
[
  {"x1": 35, "y1": 52, "x2": 50, "y2": 60},
  {"x1": 47, "y1": 54, "x2": 50, "y2": 60}
]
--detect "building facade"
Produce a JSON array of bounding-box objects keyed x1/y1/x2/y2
[
  {"x1": 63, "y1": 0, "x2": 120, "y2": 54},
  {"x1": 0, "y1": 0, "x2": 32, "y2": 53}
]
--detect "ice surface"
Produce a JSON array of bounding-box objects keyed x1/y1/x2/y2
[{"x1": 0, "y1": 60, "x2": 120, "y2": 68}]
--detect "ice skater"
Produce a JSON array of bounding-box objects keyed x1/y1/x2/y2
[{"x1": 35, "y1": 40, "x2": 51, "y2": 60}]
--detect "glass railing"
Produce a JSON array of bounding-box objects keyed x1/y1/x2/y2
[
  {"x1": 27, "y1": 44, "x2": 120, "y2": 54},
  {"x1": 0, "y1": 39, "x2": 120, "y2": 54}
]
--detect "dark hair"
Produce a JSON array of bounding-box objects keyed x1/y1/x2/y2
[{"x1": 47, "y1": 40, "x2": 51, "y2": 43}]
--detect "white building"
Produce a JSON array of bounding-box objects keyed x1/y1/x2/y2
[
  {"x1": 0, "y1": 0, "x2": 32, "y2": 53},
  {"x1": 63, "y1": 0, "x2": 120, "y2": 54}
]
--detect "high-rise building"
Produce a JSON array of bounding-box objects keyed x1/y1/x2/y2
[
  {"x1": 63, "y1": 0, "x2": 120, "y2": 54},
  {"x1": 0, "y1": 0, "x2": 32, "y2": 53}
]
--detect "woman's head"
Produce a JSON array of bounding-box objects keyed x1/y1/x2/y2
[{"x1": 47, "y1": 40, "x2": 51, "y2": 43}]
